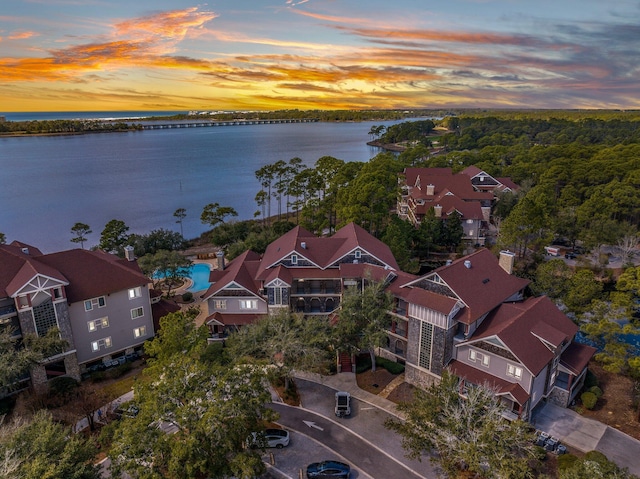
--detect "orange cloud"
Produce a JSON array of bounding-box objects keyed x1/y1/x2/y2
[
  {"x1": 8, "y1": 31, "x2": 37, "y2": 40},
  {"x1": 115, "y1": 7, "x2": 218, "y2": 41}
]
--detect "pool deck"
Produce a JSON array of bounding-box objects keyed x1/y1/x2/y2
[{"x1": 174, "y1": 258, "x2": 218, "y2": 327}]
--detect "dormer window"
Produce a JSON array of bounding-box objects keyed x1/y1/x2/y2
[{"x1": 291, "y1": 254, "x2": 298, "y2": 265}]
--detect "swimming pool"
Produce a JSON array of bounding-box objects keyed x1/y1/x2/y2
[
  {"x1": 153, "y1": 263, "x2": 211, "y2": 292},
  {"x1": 187, "y1": 263, "x2": 212, "y2": 292}
]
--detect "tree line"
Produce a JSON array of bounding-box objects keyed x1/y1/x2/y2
[{"x1": 0, "y1": 119, "x2": 141, "y2": 135}]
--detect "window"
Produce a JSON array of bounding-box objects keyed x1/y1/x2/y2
[
  {"x1": 53, "y1": 287, "x2": 63, "y2": 300},
  {"x1": 88, "y1": 317, "x2": 109, "y2": 332},
  {"x1": 355, "y1": 250, "x2": 362, "y2": 259},
  {"x1": 214, "y1": 300, "x2": 227, "y2": 310},
  {"x1": 91, "y1": 337, "x2": 112, "y2": 352},
  {"x1": 291, "y1": 254, "x2": 298, "y2": 265},
  {"x1": 18, "y1": 295, "x2": 30, "y2": 309},
  {"x1": 469, "y1": 349, "x2": 490, "y2": 367},
  {"x1": 274, "y1": 288, "x2": 281, "y2": 305},
  {"x1": 507, "y1": 364, "x2": 523, "y2": 379},
  {"x1": 134, "y1": 326, "x2": 147, "y2": 338},
  {"x1": 84, "y1": 296, "x2": 106, "y2": 311},
  {"x1": 239, "y1": 299, "x2": 258, "y2": 310},
  {"x1": 131, "y1": 307, "x2": 144, "y2": 319},
  {"x1": 418, "y1": 322, "x2": 433, "y2": 370},
  {"x1": 128, "y1": 287, "x2": 142, "y2": 299}
]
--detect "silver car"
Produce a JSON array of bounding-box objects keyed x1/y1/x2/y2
[{"x1": 249, "y1": 428, "x2": 290, "y2": 449}]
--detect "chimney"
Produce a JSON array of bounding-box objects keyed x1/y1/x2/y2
[
  {"x1": 499, "y1": 250, "x2": 515, "y2": 274},
  {"x1": 426, "y1": 184, "x2": 435, "y2": 196},
  {"x1": 301, "y1": 241, "x2": 307, "y2": 249},
  {"x1": 216, "y1": 250, "x2": 225, "y2": 270},
  {"x1": 434, "y1": 204, "x2": 442, "y2": 218},
  {"x1": 124, "y1": 245, "x2": 135, "y2": 261},
  {"x1": 464, "y1": 260, "x2": 472, "y2": 269},
  {"x1": 21, "y1": 247, "x2": 29, "y2": 255}
]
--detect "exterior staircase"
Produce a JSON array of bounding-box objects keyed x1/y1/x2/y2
[{"x1": 338, "y1": 352, "x2": 353, "y2": 373}]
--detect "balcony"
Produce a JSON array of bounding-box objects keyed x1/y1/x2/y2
[
  {"x1": 293, "y1": 280, "x2": 341, "y2": 296},
  {"x1": 293, "y1": 296, "x2": 339, "y2": 314}
]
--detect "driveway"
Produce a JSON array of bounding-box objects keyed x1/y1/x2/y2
[{"x1": 532, "y1": 401, "x2": 640, "y2": 476}]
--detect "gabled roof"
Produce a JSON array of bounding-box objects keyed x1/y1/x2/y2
[
  {"x1": 405, "y1": 167, "x2": 493, "y2": 203},
  {"x1": 412, "y1": 249, "x2": 529, "y2": 324},
  {"x1": 470, "y1": 296, "x2": 578, "y2": 376},
  {"x1": 448, "y1": 360, "x2": 530, "y2": 406},
  {"x1": 0, "y1": 244, "x2": 69, "y2": 297},
  {"x1": 560, "y1": 341, "x2": 597, "y2": 376},
  {"x1": 256, "y1": 222, "x2": 398, "y2": 278},
  {"x1": 201, "y1": 250, "x2": 263, "y2": 299},
  {"x1": 37, "y1": 249, "x2": 149, "y2": 303}
]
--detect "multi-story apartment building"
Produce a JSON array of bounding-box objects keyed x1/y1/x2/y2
[
  {"x1": 202, "y1": 225, "x2": 595, "y2": 420},
  {"x1": 202, "y1": 223, "x2": 399, "y2": 338},
  {"x1": 0, "y1": 242, "x2": 154, "y2": 393},
  {"x1": 397, "y1": 166, "x2": 519, "y2": 245},
  {"x1": 378, "y1": 249, "x2": 595, "y2": 419}
]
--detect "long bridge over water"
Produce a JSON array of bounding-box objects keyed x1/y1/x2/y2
[{"x1": 138, "y1": 118, "x2": 318, "y2": 130}]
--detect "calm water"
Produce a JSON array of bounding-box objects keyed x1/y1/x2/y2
[{"x1": 0, "y1": 119, "x2": 405, "y2": 252}]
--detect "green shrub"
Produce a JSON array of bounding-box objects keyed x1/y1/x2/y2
[
  {"x1": 589, "y1": 385, "x2": 603, "y2": 398},
  {"x1": 355, "y1": 354, "x2": 372, "y2": 373},
  {"x1": 48, "y1": 376, "x2": 79, "y2": 397},
  {"x1": 584, "y1": 369, "x2": 598, "y2": 388},
  {"x1": 107, "y1": 362, "x2": 132, "y2": 379},
  {"x1": 581, "y1": 391, "x2": 598, "y2": 409},
  {"x1": 182, "y1": 292, "x2": 193, "y2": 302},
  {"x1": 376, "y1": 357, "x2": 405, "y2": 374},
  {"x1": 557, "y1": 453, "x2": 579, "y2": 471},
  {"x1": 201, "y1": 342, "x2": 229, "y2": 365},
  {"x1": 91, "y1": 371, "x2": 107, "y2": 382},
  {"x1": 584, "y1": 450, "x2": 609, "y2": 464}
]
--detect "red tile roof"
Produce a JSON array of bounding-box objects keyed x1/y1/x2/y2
[
  {"x1": 560, "y1": 342, "x2": 597, "y2": 376},
  {"x1": 2, "y1": 244, "x2": 149, "y2": 302},
  {"x1": 0, "y1": 244, "x2": 69, "y2": 297},
  {"x1": 201, "y1": 250, "x2": 263, "y2": 299},
  {"x1": 256, "y1": 222, "x2": 398, "y2": 278},
  {"x1": 448, "y1": 360, "x2": 530, "y2": 405},
  {"x1": 470, "y1": 296, "x2": 578, "y2": 375},
  {"x1": 205, "y1": 312, "x2": 263, "y2": 326},
  {"x1": 425, "y1": 249, "x2": 529, "y2": 324},
  {"x1": 37, "y1": 249, "x2": 150, "y2": 303}
]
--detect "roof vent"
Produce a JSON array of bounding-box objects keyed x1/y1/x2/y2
[
  {"x1": 21, "y1": 247, "x2": 29, "y2": 255},
  {"x1": 301, "y1": 242, "x2": 307, "y2": 249},
  {"x1": 464, "y1": 260, "x2": 472, "y2": 269},
  {"x1": 482, "y1": 278, "x2": 490, "y2": 284}
]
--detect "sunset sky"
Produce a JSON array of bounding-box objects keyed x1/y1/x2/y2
[{"x1": 1, "y1": 0, "x2": 639, "y2": 112}]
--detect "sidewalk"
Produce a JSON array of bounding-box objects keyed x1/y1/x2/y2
[{"x1": 294, "y1": 370, "x2": 405, "y2": 419}]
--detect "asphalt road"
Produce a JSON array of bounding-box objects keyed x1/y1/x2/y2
[{"x1": 265, "y1": 379, "x2": 436, "y2": 479}]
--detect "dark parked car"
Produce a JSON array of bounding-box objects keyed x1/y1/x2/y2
[
  {"x1": 565, "y1": 252, "x2": 577, "y2": 259},
  {"x1": 306, "y1": 461, "x2": 350, "y2": 478}
]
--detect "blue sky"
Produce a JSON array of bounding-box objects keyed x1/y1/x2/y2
[{"x1": 1, "y1": 0, "x2": 639, "y2": 111}]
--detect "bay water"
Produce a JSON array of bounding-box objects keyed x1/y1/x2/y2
[{"x1": 0, "y1": 119, "x2": 404, "y2": 252}]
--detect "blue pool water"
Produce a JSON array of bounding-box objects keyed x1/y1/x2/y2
[
  {"x1": 188, "y1": 263, "x2": 212, "y2": 292},
  {"x1": 153, "y1": 263, "x2": 211, "y2": 292}
]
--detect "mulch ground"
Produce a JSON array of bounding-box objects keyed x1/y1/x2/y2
[{"x1": 578, "y1": 363, "x2": 640, "y2": 441}]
